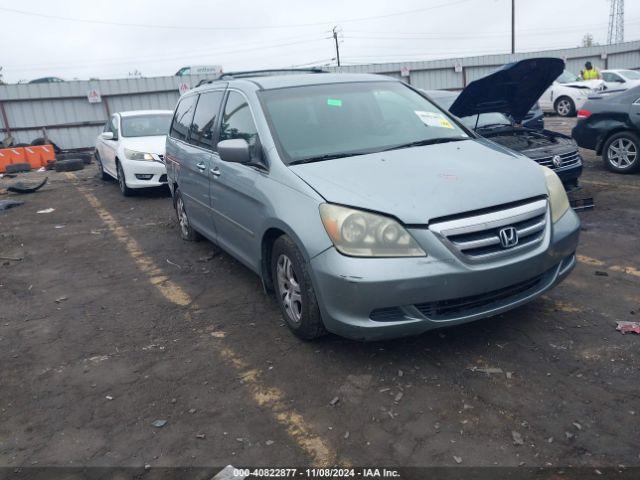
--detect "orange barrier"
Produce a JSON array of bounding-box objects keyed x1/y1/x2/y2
[
  {"x1": 37, "y1": 145, "x2": 56, "y2": 166},
  {"x1": 24, "y1": 146, "x2": 42, "y2": 169},
  {"x1": 8, "y1": 147, "x2": 27, "y2": 165},
  {"x1": 0, "y1": 149, "x2": 10, "y2": 173}
]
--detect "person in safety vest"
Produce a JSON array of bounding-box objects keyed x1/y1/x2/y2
[{"x1": 581, "y1": 61, "x2": 601, "y2": 80}]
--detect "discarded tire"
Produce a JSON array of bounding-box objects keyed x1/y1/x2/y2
[
  {"x1": 54, "y1": 158, "x2": 85, "y2": 172},
  {"x1": 13, "y1": 143, "x2": 30, "y2": 147},
  {"x1": 56, "y1": 152, "x2": 92, "y2": 165},
  {"x1": 5, "y1": 162, "x2": 31, "y2": 173}
]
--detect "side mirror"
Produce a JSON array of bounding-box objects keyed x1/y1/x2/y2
[
  {"x1": 217, "y1": 138, "x2": 251, "y2": 164},
  {"x1": 100, "y1": 131, "x2": 114, "y2": 140}
]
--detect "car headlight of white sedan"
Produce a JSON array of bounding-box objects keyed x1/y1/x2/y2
[{"x1": 124, "y1": 148, "x2": 155, "y2": 161}]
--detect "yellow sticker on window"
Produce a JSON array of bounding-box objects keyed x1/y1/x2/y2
[{"x1": 415, "y1": 110, "x2": 454, "y2": 129}]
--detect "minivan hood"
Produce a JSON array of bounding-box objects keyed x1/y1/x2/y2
[
  {"x1": 290, "y1": 139, "x2": 547, "y2": 224},
  {"x1": 120, "y1": 135, "x2": 167, "y2": 155},
  {"x1": 450, "y1": 58, "x2": 565, "y2": 123}
]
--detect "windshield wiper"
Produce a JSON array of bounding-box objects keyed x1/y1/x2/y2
[
  {"x1": 289, "y1": 151, "x2": 368, "y2": 165},
  {"x1": 381, "y1": 136, "x2": 469, "y2": 152},
  {"x1": 476, "y1": 123, "x2": 512, "y2": 129}
]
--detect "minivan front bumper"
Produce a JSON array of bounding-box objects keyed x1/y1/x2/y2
[{"x1": 310, "y1": 209, "x2": 580, "y2": 341}]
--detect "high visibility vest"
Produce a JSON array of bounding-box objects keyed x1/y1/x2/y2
[{"x1": 583, "y1": 68, "x2": 599, "y2": 80}]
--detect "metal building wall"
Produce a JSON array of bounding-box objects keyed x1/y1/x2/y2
[
  {"x1": 0, "y1": 74, "x2": 210, "y2": 150},
  {"x1": 3, "y1": 41, "x2": 640, "y2": 149}
]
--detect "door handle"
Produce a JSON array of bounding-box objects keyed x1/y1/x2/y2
[
  {"x1": 196, "y1": 162, "x2": 206, "y2": 171},
  {"x1": 210, "y1": 166, "x2": 222, "y2": 177}
]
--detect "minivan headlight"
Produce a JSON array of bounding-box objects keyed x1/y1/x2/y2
[
  {"x1": 124, "y1": 148, "x2": 155, "y2": 161},
  {"x1": 319, "y1": 204, "x2": 426, "y2": 257},
  {"x1": 542, "y1": 166, "x2": 570, "y2": 223}
]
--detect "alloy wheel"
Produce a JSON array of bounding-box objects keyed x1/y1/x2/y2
[
  {"x1": 117, "y1": 164, "x2": 126, "y2": 192},
  {"x1": 276, "y1": 254, "x2": 302, "y2": 325},
  {"x1": 557, "y1": 99, "x2": 571, "y2": 116},
  {"x1": 176, "y1": 196, "x2": 190, "y2": 238},
  {"x1": 608, "y1": 138, "x2": 637, "y2": 168}
]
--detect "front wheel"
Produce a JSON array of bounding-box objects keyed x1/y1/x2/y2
[
  {"x1": 271, "y1": 236, "x2": 326, "y2": 340},
  {"x1": 116, "y1": 161, "x2": 133, "y2": 196},
  {"x1": 95, "y1": 152, "x2": 110, "y2": 181},
  {"x1": 602, "y1": 132, "x2": 640, "y2": 173},
  {"x1": 554, "y1": 96, "x2": 575, "y2": 117}
]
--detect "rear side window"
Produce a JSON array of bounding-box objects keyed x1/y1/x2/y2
[
  {"x1": 219, "y1": 91, "x2": 259, "y2": 148},
  {"x1": 170, "y1": 95, "x2": 197, "y2": 141},
  {"x1": 189, "y1": 91, "x2": 225, "y2": 149}
]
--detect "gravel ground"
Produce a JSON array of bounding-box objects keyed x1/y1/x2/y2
[{"x1": 0, "y1": 116, "x2": 638, "y2": 472}]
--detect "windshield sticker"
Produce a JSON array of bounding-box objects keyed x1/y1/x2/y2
[
  {"x1": 327, "y1": 98, "x2": 343, "y2": 107},
  {"x1": 414, "y1": 110, "x2": 454, "y2": 129}
]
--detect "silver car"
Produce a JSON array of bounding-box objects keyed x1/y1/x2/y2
[{"x1": 165, "y1": 71, "x2": 580, "y2": 341}]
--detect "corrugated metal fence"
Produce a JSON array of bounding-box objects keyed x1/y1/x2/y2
[
  {"x1": 0, "y1": 75, "x2": 212, "y2": 150},
  {"x1": 2, "y1": 40, "x2": 640, "y2": 150}
]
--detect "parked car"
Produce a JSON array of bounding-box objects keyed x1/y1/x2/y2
[
  {"x1": 175, "y1": 65, "x2": 223, "y2": 76},
  {"x1": 165, "y1": 70, "x2": 580, "y2": 341},
  {"x1": 601, "y1": 69, "x2": 640, "y2": 91},
  {"x1": 572, "y1": 85, "x2": 640, "y2": 173},
  {"x1": 426, "y1": 58, "x2": 582, "y2": 190},
  {"x1": 28, "y1": 77, "x2": 65, "y2": 84},
  {"x1": 538, "y1": 70, "x2": 604, "y2": 117},
  {"x1": 95, "y1": 110, "x2": 173, "y2": 195}
]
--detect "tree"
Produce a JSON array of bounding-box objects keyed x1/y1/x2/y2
[{"x1": 581, "y1": 33, "x2": 599, "y2": 47}]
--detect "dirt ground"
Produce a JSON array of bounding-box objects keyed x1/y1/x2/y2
[{"x1": 1, "y1": 116, "x2": 639, "y2": 472}]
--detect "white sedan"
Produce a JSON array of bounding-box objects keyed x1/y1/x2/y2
[
  {"x1": 601, "y1": 69, "x2": 640, "y2": 92},
  {"x1": 95, "y1": 110, "x2": 173, "y2": 196},
  {"x1": 539, "y1": 70, "x2": 603, "y2": 117}
]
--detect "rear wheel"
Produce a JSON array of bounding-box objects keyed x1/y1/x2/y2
[
  {"x1": 271, "y1": 235, "x2": 326, "y2": 340},
  {"x1": 175, "y1": 188, "x2": 200, "y2": 241},
  {"x1": 554, "y1": 96, "x2": 575, "y2": 117},
  {"x1": 116, "y1": 161, "x2": 133, "y2": 196},
  {"x1": 603, "y1": 131, "x2": 640, "y2": 173}
]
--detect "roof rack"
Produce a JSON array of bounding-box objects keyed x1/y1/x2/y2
[{"x1": 195, "y1": 68, "x2": 328, "y2": 87}]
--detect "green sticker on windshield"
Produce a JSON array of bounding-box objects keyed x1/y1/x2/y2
[{"x1": 327, "y1": 98, "x2": 342, "y2": 107}]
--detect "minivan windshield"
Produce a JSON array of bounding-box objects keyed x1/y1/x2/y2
[
  {"x1": 260, "y1": 82, "x2": 469, "y2": 164},
  {"x1": 121, "y1": 114, "x2": 173, "y2": 137},
  {"x1": 557, "y1": 70, "x2": 581, "y2": 84}
]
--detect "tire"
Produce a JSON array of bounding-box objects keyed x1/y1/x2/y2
[
  {"x1": 271, "y1": 235, "x2": 326, "y2": 340},
  {"x1": 174, "y1": 188, "x2": 200, "y2": 241},
  {"x1": 13, "y1": 143, "x2": 30, "y2": 147},
  {"x1": 57, "y1": 152, "x2": 92, "y2": 164},
  {"x1": 554, "y1": 96, "x2": 575, "y2": 117},
  {"x1": 5, "y1": 162, "x2": 31, "y2": 173},
  {"x1": 116, "y1": 161, "x2": 133, "y2": 196},
  {"x1": 95, "y1": 153, "x2": 111, "y2": 181},
  {"x1": 54, "y1": 158, "x2": 85, "y2": 172},
  {"x1": 602, "y1": 131, "x2": 640, "y2": 174}
]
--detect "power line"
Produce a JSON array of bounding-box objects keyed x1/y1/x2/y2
[{"x1": 0, "y1": 0, "x2": 476, "y2": 31}]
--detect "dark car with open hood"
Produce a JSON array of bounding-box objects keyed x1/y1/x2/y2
[{"x1": 426, "y1": 58, "x2": 583, "y2": 190}]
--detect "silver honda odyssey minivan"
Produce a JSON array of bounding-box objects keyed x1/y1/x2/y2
[{"x1": 165, "y1": 71, "x2": 580, "y2": 341}]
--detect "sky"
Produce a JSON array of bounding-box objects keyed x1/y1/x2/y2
[{"x1": 0, "y1": 0, "x2": 638, "y2": 83}]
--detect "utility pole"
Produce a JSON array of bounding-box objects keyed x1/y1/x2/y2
[
  {"x1": 511, "y1": 0, "x2": 515, "y2": 54},
  {"x1": 332, "y1": 26, "x2": 341, "y2": 67}
]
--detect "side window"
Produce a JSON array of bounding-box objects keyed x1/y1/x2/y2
[
  {"x1": 188, "y1": 91, "x2": 225, "y2": 150},
  {"x1": 170, "y1": 95, "x2": 197, "y2": 141},
  {"x1": 219, "y1": 91, "x2": 258, "y2": 148}
]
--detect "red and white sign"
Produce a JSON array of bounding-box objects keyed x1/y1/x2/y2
[
  {"x1": 178, "y1": 82, "x2": 190, "y2": 96},
  {"x1": 87, "y1": 89, "x2": 102, "y2": 103},
  {"x1": 400, "y1": 66, "x2": 411, "y2": 77}
]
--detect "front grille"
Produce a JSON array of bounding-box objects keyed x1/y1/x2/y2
[
  {"x1": 533, "y1": 150, "x2": 581, "y2": 170},
  {"x1": 429, "y1": 198, "x2": 548, "y2": 262},
  {"x1": 414, "y1": 267, "x2": 552, "y2": 320}
]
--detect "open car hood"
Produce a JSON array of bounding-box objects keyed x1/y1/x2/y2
[{"x1": 450, "y1": 58, "x2": 565, "y2": 123}]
